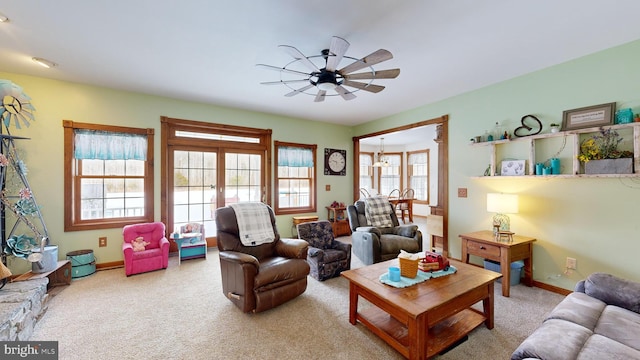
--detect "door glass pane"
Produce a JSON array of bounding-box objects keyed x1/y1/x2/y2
[
  {"x1": 225, "y1": 152, "x2": 262, "y2": 204},
  {"x1": 173, "y1": 150, "x2": 217, "y2": 237}
]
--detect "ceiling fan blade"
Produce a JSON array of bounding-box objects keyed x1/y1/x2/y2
[
  {"x1": 344, "y1": 68, "x2": 400, "y2": 80},
  {"x1": 285, "y1": 84, "x2": 315, "y2": 97},
  {"x1": 256, "y1": 64, "x2": 311, "y2": 77},
  {"x1": 325, "y1": 36, "x2": 350, "y2": 72},
  {"x1": 335, "y1": 85, "x2": 356, "y2": 101},
  {"x1": 314, "y1": 90, "x2": 326, "y2": 102},
  {"x1": 260, "y1": 79, "x2": 310, "y2": 85},
  {"x1": 342, "y1": 80, "x2": 385, "y2": 93},
  {"x1": 338, "y1": 49, "x2": 393, "y2": 75},
  {"x1": 279, "y1": 45, "x2": 320, "y2": 73}
]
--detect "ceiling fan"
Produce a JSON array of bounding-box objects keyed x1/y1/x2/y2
[{"x1": 257, "y1": 36, "x2": 400, "y2": 102}]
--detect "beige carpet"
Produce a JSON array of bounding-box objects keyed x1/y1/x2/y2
[{"x1": 31, "y1": 249, "x2": 565, "y2": 360}]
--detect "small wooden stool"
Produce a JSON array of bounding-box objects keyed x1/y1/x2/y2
[{"x1": 498, "y1": 231, "x2": 514, "y2": 242}]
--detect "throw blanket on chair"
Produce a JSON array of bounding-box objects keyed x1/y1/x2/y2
[
  {"x1": 230, "y1": 202, "x2": 276, "y2": 246},
  {"x1": 364, "y1": 196, "x2": 393, "y2": 228}
]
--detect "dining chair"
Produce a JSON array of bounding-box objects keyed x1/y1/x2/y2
[
  {"x1": 397, "y1": 188, "x2": 415, "y2": 223},
  {"x1": 388, "y1": 188, "x2": 400, "y2": 199}
]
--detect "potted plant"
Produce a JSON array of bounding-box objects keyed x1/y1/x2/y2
[
  {"x1": 550, "y1": 123, "x2": 560, "y2": 133},
  {"x1": 578, "y1": 128, "x2": 634, "y2": 174}
]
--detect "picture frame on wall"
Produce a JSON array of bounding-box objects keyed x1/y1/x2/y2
[
  {"x1": 501, "y1": 160, "x2": 526, "y2": 176},
  {"x1": 561, "y1": 102, "x2": 616, "y2": 131}
]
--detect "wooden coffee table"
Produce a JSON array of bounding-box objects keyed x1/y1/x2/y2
[{"x1": 341, "y1": 259, "x2": 502, "y2": 359}]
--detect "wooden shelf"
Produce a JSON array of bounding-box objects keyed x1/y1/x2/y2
[
  {"x1": 471, "y1": 122, "x2": 640, "y2": 178},
  {"x1": 12, "y1": 260, "x2": 72, "y2": 296},
  {"x1": 359, "y1": 306, "x2": 486, "y2": 358}
]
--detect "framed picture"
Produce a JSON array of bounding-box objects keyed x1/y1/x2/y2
[
  {"x1": 501, "y1": 160, "x2": 526, "y2": 176},
  {"x1": 561, "y1": 102, "x2": 615, "y2": 131}
]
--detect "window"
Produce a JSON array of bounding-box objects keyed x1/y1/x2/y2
[
  {"x1": 274, "y1": 141, "x2": 317, "y2": 214},
  {"x1": 63, "y1": 121, "x2": 154, "y2": 231},
  {"x1": 359, "y1": 152, "x2": 374, "y2": 192},
  {"x1": 408, "y1": 150, "x2": 430, "y2": 203},
  {"x1": 378, "y1": 153, "x2": 402, "y2": 196}
]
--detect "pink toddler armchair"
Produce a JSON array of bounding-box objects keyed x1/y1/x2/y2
[{"x1": 122, "y1": 222, "x2": 170, "y2": 276}]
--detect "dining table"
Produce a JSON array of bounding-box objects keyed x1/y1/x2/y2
[{"x1": 388, "y1": 197, "x2": 414, "y2": 223}]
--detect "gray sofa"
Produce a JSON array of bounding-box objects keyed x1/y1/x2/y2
[{"x1": 511, "y1": 272, "x2": 640, "y2": 360}]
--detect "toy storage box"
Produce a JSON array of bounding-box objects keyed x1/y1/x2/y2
[{"x1": 483, "y1": 259, "x2": 524, "y2": 286}]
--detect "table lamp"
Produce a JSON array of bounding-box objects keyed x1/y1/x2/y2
[{"x1": 486, "y1": 193, "x2": 519, "y2": 232}]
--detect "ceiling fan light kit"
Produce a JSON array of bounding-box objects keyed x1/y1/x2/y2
[{"x1": 257, "y1": 36, "x2": 399, "y2": 102}]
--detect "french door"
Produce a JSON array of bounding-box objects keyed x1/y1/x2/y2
[
  {"x1": 161, "y1": 117, "x2": 272, "y2": 248},
  {"x1": 170, "y1": 148, "x2": 263, "y2": 244}
]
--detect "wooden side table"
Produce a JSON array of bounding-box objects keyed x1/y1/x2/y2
[
  {"x1": 459, "y1": 230, "x2": 536, "y2": 297},
  {"x1": 326, "y1": 206, "x2": 351, "y2": 237}
]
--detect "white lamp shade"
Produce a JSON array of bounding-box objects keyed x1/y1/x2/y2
[{"x1": 486, "y1": 193, "x2": 519, "y2": 214}]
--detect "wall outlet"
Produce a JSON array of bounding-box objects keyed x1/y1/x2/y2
[
  {"x1": 99, "y1": 237, "x2": 107, "y2": 247},
  {"x1": 566, "y1": 257, "x2": 577, "y2": 270},
  {"x1": 457, "y1": 188, "x2": 467, "y2": 198}
]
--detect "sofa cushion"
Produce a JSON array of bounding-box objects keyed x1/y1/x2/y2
[
  {"x1": 254, "y1": 257, "x2": 309, "y2": 290},
  {"x1": 594, "y1": 305, "x2": 640, "y2": 351},
  {"x1": 584, "y1": 273, "x2": 640, "y2": 313},
  {"x1": 577, "y1": 334, "x2": 640, "y2": 360},
  {"x1": 297, "y1": 221, "x2": 334, "y2": 250},
  {"x1": 380, "y1": 235, "x2": 421, "y2": 256},
  {"x1": 511, "y1": 319, "x2": 593, "y2": 360},
  {"x1": 546, "y1": 292, "x2": 606, "y2": 331}
]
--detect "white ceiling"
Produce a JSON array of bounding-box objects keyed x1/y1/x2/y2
[{"x1": 2, "y1": 1, "x2": 640, "y2": 127}]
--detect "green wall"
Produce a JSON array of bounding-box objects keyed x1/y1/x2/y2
[
  {"x1": 0, "y1": 73, "x2": 354, "y2": 274},
  {"x1": 355, "y1": 39, "x2": 640, "y2": 289},
  {"x1": 3, "y1": 38, "x2": 640, "y2": 290}
]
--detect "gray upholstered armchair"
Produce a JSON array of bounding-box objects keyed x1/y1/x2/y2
[
  {"x1": 297, "y1": 220, "x2": 351, "y2": 281},
  {"x1": 347, "y1": 199, "x2": 422, "y2": 265}
]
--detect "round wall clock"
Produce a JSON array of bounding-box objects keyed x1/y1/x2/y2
[{"x1": 324, "y1": 148, "x2": 346, "y2": 176}]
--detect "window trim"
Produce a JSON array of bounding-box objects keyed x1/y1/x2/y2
[
  {"x1": 407, "y1": 149, "x2": 430, "y2": 204},
  {"x1": 160, "y1": 116, "x2": 272, "y2": 234},
  {"x1": 359, "y1": 152, "x2": 374, "y2": 190},
  {"x1": 63, "y1": 120, "x2": 155, "y2": 231},
  {"x1": 273, "y1": 141, "x2": 317, "y2": 215}
]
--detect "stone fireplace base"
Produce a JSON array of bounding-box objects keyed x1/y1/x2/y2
[{"x1": 0, "y1": 278, "x2": 49, "y2": 341}]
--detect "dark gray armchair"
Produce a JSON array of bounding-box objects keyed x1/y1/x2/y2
[
  {"x1": 346, "y1": 200, "x2": 422, "y2": 265},
  {"x1": 297, "y1": 220, "x2": 351, "y2": 281}
]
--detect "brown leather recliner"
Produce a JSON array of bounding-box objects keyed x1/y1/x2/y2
[{"x1": 215, "y1": 204, "x2": 310, "y2": 313}]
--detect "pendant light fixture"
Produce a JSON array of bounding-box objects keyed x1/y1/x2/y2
[{"x1": 372, "y1": 137, "x2": 389, "y2": 167}]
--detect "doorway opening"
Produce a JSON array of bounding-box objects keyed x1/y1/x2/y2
[{"x1": 352, "y1": 115, "x2": 448, "y2": 254}]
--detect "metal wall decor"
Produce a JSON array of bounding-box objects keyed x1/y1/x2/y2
[{"x1": 514, "y1": 114, "x2": 542, "y2": 137}]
